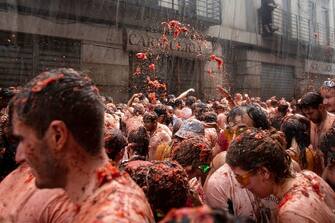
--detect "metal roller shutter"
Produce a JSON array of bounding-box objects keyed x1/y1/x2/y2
[
  {"x1": 129, "y1": 54, "x2": 203, "y2": 97},
  {"x1": 261, "y1": 63, "x2": 295, "y2": 100},
  {"x1": 0, "y1": 32, "x2": 33, "y2": 87},
  {"x1": 0, "y1": 31, "x2": 81, "y2": 88},
  {"x1": 38, "y1": 36, "x2": 81, "y2": 73}
]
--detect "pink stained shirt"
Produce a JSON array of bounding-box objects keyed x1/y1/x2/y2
[
  {"x1": 277, "y1": 170, "x2": 335, "y2": 223},
  {"x1": 204, "y1": 163, "x2": 262, "y2": 221}
]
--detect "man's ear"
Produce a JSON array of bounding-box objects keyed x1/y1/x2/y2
[
  {"x1": 48, "y1": 120, "x2": 68, "y2": 152},
  {"x1": 258, "y1": 166, "x2": 271, "y2": 180}
]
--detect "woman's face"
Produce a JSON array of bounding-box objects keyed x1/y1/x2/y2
[{"x1": 231, "y1": 166, "x2": 274, "y2": 198}]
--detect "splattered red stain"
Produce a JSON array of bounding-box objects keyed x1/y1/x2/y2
[
  {"x1": 162, "y1": 20, "x2": 189, "y2": 39},
  {"x1": 148, "y1": 63, "x2": 156, "y2": 72},
  {"x1": 278, "y1": 193, "x2": 293, "y2": 209},
  {"x1": 148, "y1": 92, "x2": 157, "y2": 104},
  {"x1": 133, "y1": 66, "x2": 141, "y2": 76},
  {"x1": 31, "y1": 73, "x2": 64, "y2": 93},
  {"x1": 136, "y1": 53, "x2": 148, "y2": 60},
  {"x1": 146, "y1": 76, "x2": 167, "y2": 91},
  {"x1": 24, "y1": 173, "x2": 34, "y2": 184},
  {"x1": 311, "y1": 179, "x2": 321, "y2": 196},
  {"x1": 96, "y1": 164, "x2": 121, "y2": 188},
  {"x1": 209, "y1": 54, "x2": 224, "y2": 70},
  {"x1": 207, "y1": 68, "x2": 213, "y2": 76},
  {"x1": 175, "y1": 42, "x2": 181, "y2": 49},
  {"x1": 159, "y1": 34, "x2": 169, "y2": 48},
  {"x1": 75, "y1": 204, "x2": 81, "y2": 214},
  {"x1": 116, "y1": 210, "x2": 126, "y2": 218}
]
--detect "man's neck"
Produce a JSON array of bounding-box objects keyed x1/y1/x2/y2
[
  {"x1": 315, "y1": 111, "x2": 328, "y2": 126},
  {"x1": 149, "y1": 124, "x2": 158, "y2": 135},
  {"x1": 272, "y1": 177, "x2": 295, "y2": 201},
  {"x1": 64, "y1": 150, "x2": 109, "y2": 204}
]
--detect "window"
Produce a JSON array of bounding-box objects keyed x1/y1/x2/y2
[
  {"x1": 320, "y1": 7, "x2": 330, "y2": 45},
  {"x1": 159, "y1": 0, "x2": 179, "y2": 10}
]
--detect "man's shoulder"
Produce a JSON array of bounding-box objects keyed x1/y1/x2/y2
[
  {"x1": 158, "y1": 123, "x2": 172, "y2": 133},
  {"x1": 206, "y1": 164, "x2": 234, "y2": 187},
  {"x1": 279, "y1": 171, "x2": 334, "y2": 213},
  {"x1": 327, "y1": 112, "x2": 335, "y2": 124},
  {"x1": 0, "y1": 164, "x2": 75, "y2": 223},
  {"x1": 74, "y1": 173, "x2": 154, "y2": 223},
  {"x1": 156, "y1": 124, "x2": 172, "y2": 139}
]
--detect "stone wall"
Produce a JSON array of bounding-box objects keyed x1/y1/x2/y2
[
  {"x1": 233, "y1": 48, "x2": 308, "y2": 98},
  {"x1": 0, "y1": 10, "x2": 130, "y2": 102}
]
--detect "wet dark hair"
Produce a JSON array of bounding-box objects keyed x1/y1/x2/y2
[
  {"x1": 171, "y1": 137, "x2": 212, "y2": 169},
  {"x1": 123, "y1": 160, "x2": 189, "y2": 221},
  {"x1": 227, "y1": 105, "x2": 270, "y2": 130},
  {"x1": 161, "y1": 206, "x2": 255, "y2": 223},
  {"x1": 174, "y1": 98, "x2": 183, "y2": 108},
  {"x1": 203, "y1": 112, "x2": 218, "y2": 123},
  {"x1": 270, "y1": 99, "x2": 278, "y2": 107},
  {"x1": 185, "y1": 96, "x2": 196, "y2": 107},
  {"x1": 0, "y1": 113, "x2": 18, "y2": 180},
  {"x1": 320, "y1": 127, "x2": 335, "y2": 163},
  {"x1": 226, "y1": 128, "x2": 292, "y2": 183},
  {"x1": 280, "y1": 115, "x2": 310, "y2": 168},
  {"x1": 278, "y1": 103, "x2": 289, "y2": 114},
  {"x1": 11, "y1": 68, "x2": 104, "y2": 155},
  {"x1": 127, "y1": 126, "x2": 149, "y2": 157},
  {"x1": 192, "y1": 102, "x2": 210, "y2": 121},
  {"x1": 299, "y1": 92, "x2": 323, "y2": 110},
  {"x1": 104, "y1": 129, "x2": 127, "y2": 160},
  {"x1": 0, "y1": 88, "x2": 15, "y2": 100},
  {"x1": 143, "y1": 111, "x2": 158, "y2": 123},
  {"x1": 154, "y1": 104, "x2": 168, "y2": 117},
  {"x1": 0, "y1": 87, "x2": 16, "y2": 109}
]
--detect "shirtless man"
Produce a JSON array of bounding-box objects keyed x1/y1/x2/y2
[
  {"x1": 0, "y1": 163, "x2": 75, "y2": 223},
  {"x1": 143, "y1": 112, "x2": 171, "y2": 160},
  {"x1": 300, "y1": 92, "x2": 335, "y2": 153},
  {"x1": 291, "y1": 92, "x2": 335, "y2": 175},
  {"x1": 10, "y1": 68, "x2": 154, "y2": 223},
  {"x1": 123, "y1": 103, "x2": 145, "y2": 136}
]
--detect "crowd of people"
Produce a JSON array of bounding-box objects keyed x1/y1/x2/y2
[{"x1": 0, "y1": 68, "x2": 334, "y2": 223}]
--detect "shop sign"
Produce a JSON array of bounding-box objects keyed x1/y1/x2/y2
[
  {"x1": 305, "y1": 60, "x2": 335, "y2": 75},
  {"x1": 125, "y1": 29, "x2": 212, "y2": 59}
]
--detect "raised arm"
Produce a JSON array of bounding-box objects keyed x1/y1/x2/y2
[
  {"x1": 216, "y1": 86, "x2": 236, "y2": 109},
  {"x1": 176, "y1": 88, "x2": 195, "y2": 100}
]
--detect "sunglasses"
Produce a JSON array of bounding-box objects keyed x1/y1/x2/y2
[
  {"x1": 224, "y1": 126, "x2": 247, "y2": 140},
  {"x1": 234, "y1": 169, "x2": 257, "y2": 187},
  {"x1": 323, "y1": 80, "x2": 335, "y2": 88}
]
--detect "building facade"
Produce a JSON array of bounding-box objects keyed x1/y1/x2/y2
[
  {"x1": 0, "y1": 0, "x2": 222, "y2": 102},
  {"x1": 207, "y1": 0, "x2": 335, "y2": 100},
  {"x1": 1, "y1": 0, "x2": 333, "y2": 101}
]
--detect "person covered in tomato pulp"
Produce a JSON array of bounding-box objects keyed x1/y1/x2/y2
[
  {"x1": 226, "y1": 128, "x2": 335, "y2": 223},
  {"x1": 10, "y1": 68, "x2": 154, "y2": 223}
]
